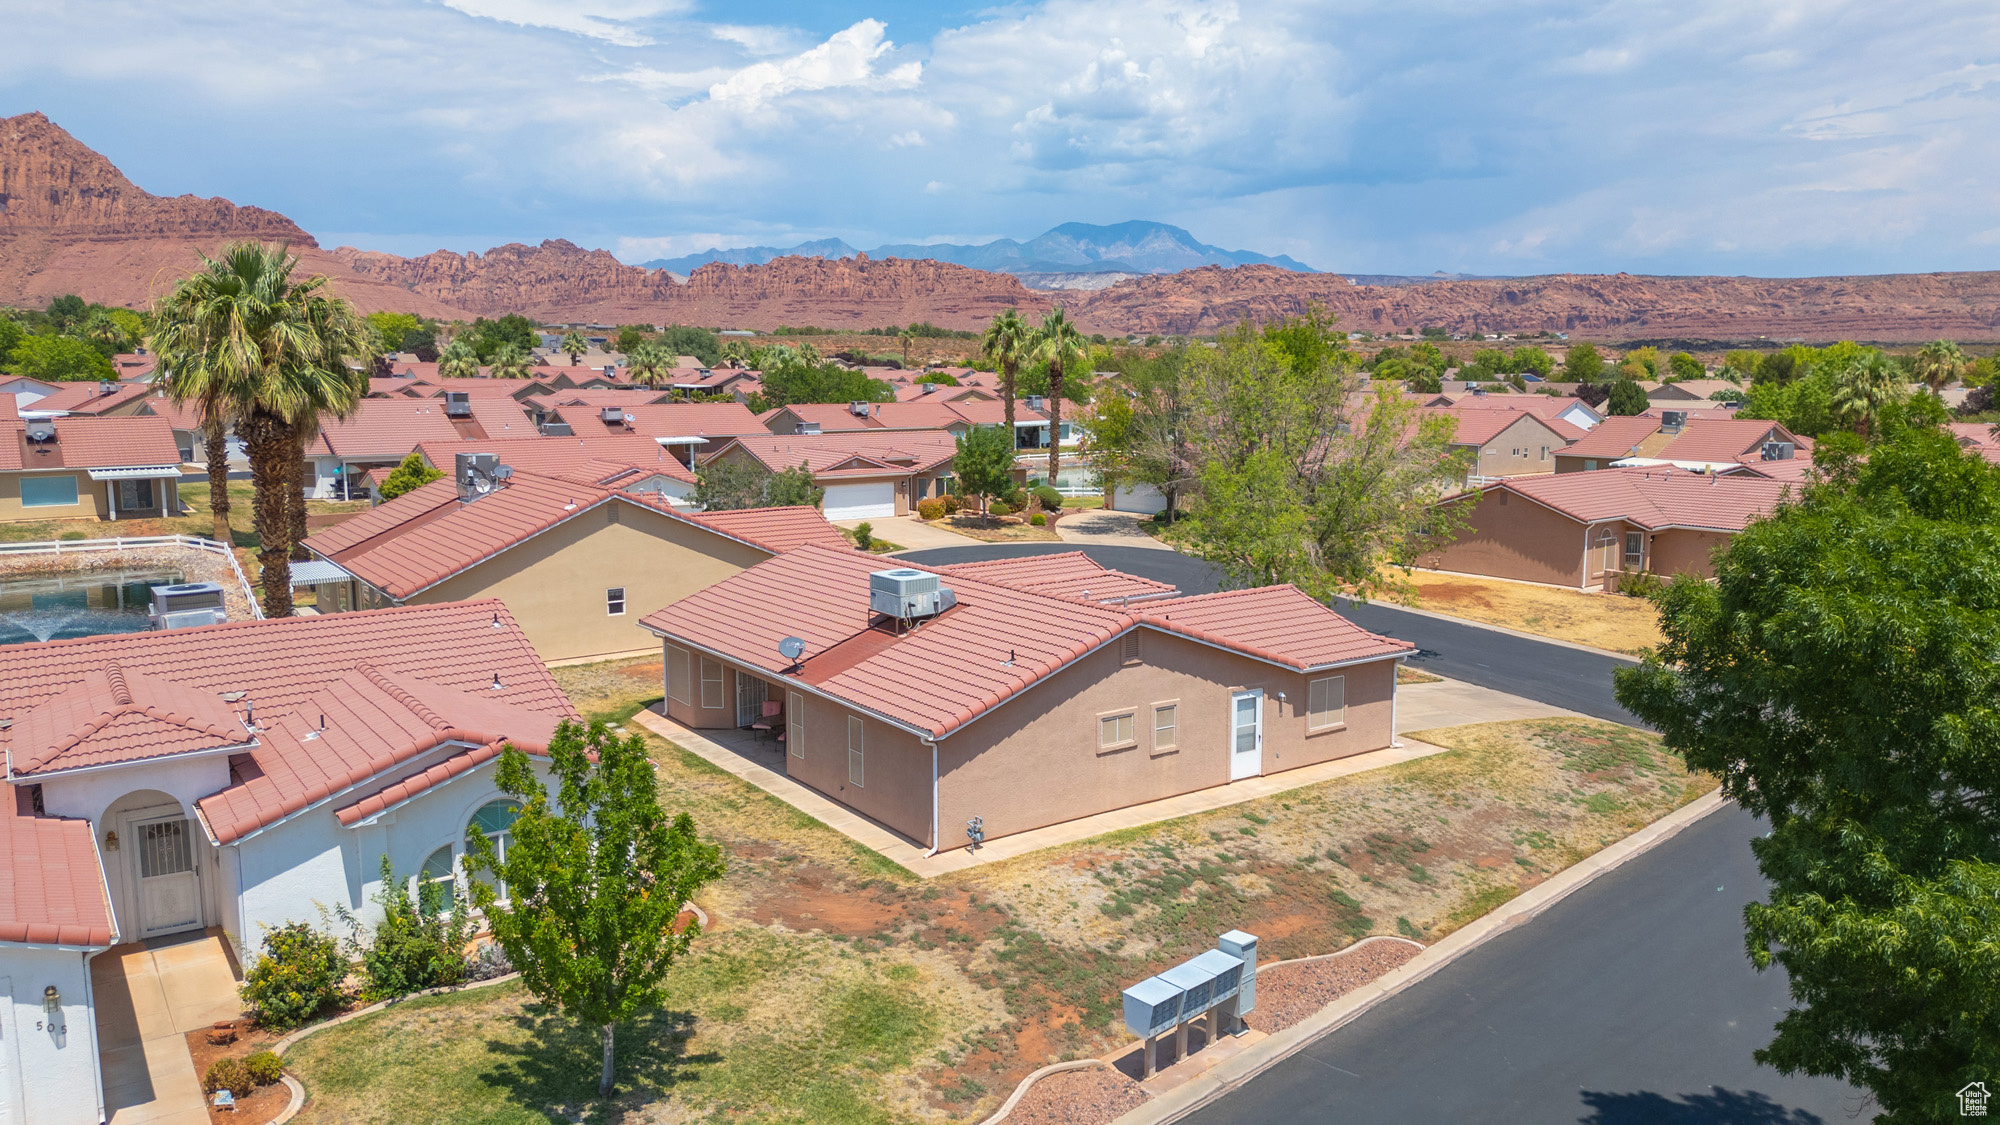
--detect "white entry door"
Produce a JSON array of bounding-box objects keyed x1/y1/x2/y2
[
  {"x1": 823, "y1": 482, "x2": 895, "y2": 520},
  {"x1": 1229, "y1": 690, "x2": 1264, "y2": 780},
  {"x1": 134, "y1": 815, "x2": 202, "y2": 938}
]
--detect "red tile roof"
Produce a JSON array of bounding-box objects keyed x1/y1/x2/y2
[
  {"x1": 10, "y1": 665, "x2": 252, "y2": 777},
  {"x1": 0, "y1": 415, "x2": 185, "y2": 472},
  {"x1": 688, "y1": 505, "x2": 851, "y2": 552},
  {"x1": 1647, "y1": 420, "x2": 1801, "y2": 466},
  {"x1": 416, "y1": 436, "x2": 697, "y2": 487},
  {"x1": 26, "y1": 381, "x2": 155, "y2": 416},
  {"x1": 1437, "y1": 408, "x2": 1573, "y2": 448},
  {"x1": 1488, "y1": 466, "x2": 1790, "y2": 532},
  {"x1": 766, "y1": 403, "x2": 887, "y2": 432},
  {"x1": 307, "y1": 399, "x2": 466, "y2": 460},
  {"x1": 639, "y1": 546, "x2": 1408, "y2": 739},
  {"x1": 0, "y1": 795, "x2": 113, "y2": 946},
  {"x1": 140, "y1": 395, "x2": 210, "y2": 433},
  {"x1": 938, "y1": 552, "x2": 1179, "y2": 603},
  {"x1": 1559, "y1": 415, "x2": 1662, "y2": 460},
  {"x1": 556, "y1": 401, "x2": 764, "y2": 439},
  {"x1": 714, "y1": 431, "x2": 960, "y2": 475}
]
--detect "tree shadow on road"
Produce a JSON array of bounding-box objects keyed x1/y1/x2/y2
[{"x1": 1578, "y1": 1088, "x2": 1826, "y2": 1124}]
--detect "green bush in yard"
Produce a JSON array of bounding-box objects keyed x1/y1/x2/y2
[
  {"x1": 240, "y1": 921, "x2": 345, "y2": 1030},
  {"x1": 852, "y1": 521, "x2": 875, "y2": 551},
  {"x1": 243, "y1": 1051, "x2": 284, "y2": 1086},
  {"x1": 1030, "y1": 513, "x2": 1047, "y2": 526},
  {"x1": 336, "y1": 856, "x2": 473, "y2": 1001},
  {"x1": 204, "y1": 1057, "x2": 254, "y2": 1097},
  {"x1": 1032, "y1": 484, "x2": 1064, "y2": 511}
]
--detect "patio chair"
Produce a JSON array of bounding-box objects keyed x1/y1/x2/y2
[{"x1": 750, "y1": 700, "x2": 782, "y2": 741}]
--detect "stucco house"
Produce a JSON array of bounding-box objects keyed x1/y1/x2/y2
[
  {"x1": 700, "y1": 431, "x2": 965, "y2": 519},
  {"x1": 640, "y1": 546, "x2": 1413, "y2": 852},
  {"x1": 299, "y1": 461, "x2": 846, "y2": 662},
  {"x1": 1422, "y1": 467, "x2": 1789, "y2": 588},
  {"x1": 0, "y1": 415, "x2": 185, "y2": 524},
  {"x1": 1440, "y1": 407, "x2": 1580, "y2": 481},
  {"x1": 0, "y1": 602, "x2": 576, "y2": 1125}
]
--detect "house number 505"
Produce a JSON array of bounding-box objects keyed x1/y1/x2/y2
[{"x1": 35, "y1": 1019, "x2": 65, "y2": 1033}]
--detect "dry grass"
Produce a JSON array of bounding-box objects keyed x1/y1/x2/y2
[
  {"x1": 1396, "y1": 666, "x2": 1443, "y2": 685},
  {"x1": 1409, "y1": 572, "x2": 1665, "y2": 655},
  {"x1": 940, "y1": 516, "x2": 1061, "y2": 543},
  {"x1": 284, "y1": 659, "x2": 1715, "y2": 1125}
]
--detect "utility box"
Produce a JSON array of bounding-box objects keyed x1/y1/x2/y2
[
  {"x1": 1159, "y1": 957, "x2": 1220, "y2": 1017},
  {"x1": 1189, "y1": 949, "x2": 1244, "y2": 1008},
  {"x1": 149, "y1": 582, "x2": 226, "y2": 630},
  {"x1": 1122, "y1": 977, "x2": 1184, "y2": 1040},
  {"x1": 1219, "y1": 930, "x2": 1258, "y2": 1019},
  {"x1": 869, "y1": 568, "x2": 942, "y2": 620}
]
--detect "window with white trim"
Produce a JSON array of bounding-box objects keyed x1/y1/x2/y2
[
  {"x1": 417, "y1": 844, "x2": 456, "y2": 914},
  {"x1": 467, "y1": 799, "x2": 520, "y2": 900},
  {"x1": 1308, "y1": 675, "x2": 1346, "y2": 732},
  {"x1": 606, "y1": 587, "x2": 626, "y2": 615},
  {"x1": 20, "y1": 476, "x2": 78, "y2": 508},
  {"x1": 787, "y1": 691, "x2": 805, "y2": 759},
  {"x1": 1153, "y1": 704, "x2": 1178, "y2": 751},
  {"x1": 847, "y1": 716, "x2": 865, "y2": 787},
  {"x1": 1624, "y1": 532, "x2": 1644, "y2": 566},
  {"x1": 1099, "y1": 712, "x2": 1136, "y2": 749},
  {"x1": 700, "y1": 658, "x2": 724, "y2": 709},
  {"x1": 666, "y1": 645, "x2": 690, "y2": 705}
]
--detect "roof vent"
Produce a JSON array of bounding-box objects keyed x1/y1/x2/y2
[
  {"x1": 23, "y1": 420, "x2": 55, "y2": 443},
  {"x1": 1762, "y1": 440, "x2": 1795, "y2": 461},
  {"x1": 848, "y1": 401, "x2": 871, "y2": 417},
  {"x1": 870, "y1": 568, "x2": 952, "y2": 622},
  {"x1": 443, "y1": 390, "x2": 472, "y2": 416},
  {"x1": 456, "y1": 452, "x2": 501, "y2": 503},
  {"x1": 1661, "y1": 410, "x2": 1687, "y2": 434}
]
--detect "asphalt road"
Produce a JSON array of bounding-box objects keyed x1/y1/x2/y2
[
  {"x1": 896, "y1": 543, "x2": 1642, "y2": 724},
  {"x1": 1182, "y1": 804, "x2": 1861, "y2": 1125}
]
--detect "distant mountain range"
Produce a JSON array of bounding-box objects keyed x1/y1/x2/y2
[{"x1": 640, "y1": 220, "x2": 1316, "y2": 276}]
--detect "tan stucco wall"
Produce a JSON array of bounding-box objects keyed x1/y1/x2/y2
[
  {"x1": 1466, "y1": 415, "x2": 1566, "y2": 478},
  {"x1": 0, "y1": 470, "x2": 169, "y2": 523},
  {"x1": 414, "y1": 500, "x2": 768, "y2": 662},
  {"x1": 1646, "y1": 528, "x2": 1731, "y2": 578},
  {"x1": 1424, "y1": 489, "x2": 1592, "y2": 587}
]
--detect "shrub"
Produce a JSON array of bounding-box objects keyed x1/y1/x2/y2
[
  {"x1": 1032, "y1": 485, "x2": 1064, "y2": 511},
  {"x1": 1619, "y1": 570, "x2": 1667, "y2": 599},
  {"x1": 940, "y1": 492, "x2": 962, "y2": 514},
  {"x1": 240, "y1": 922, "x2": 345, "y2": 1030},
  {"x1": 916, "y1": 498, "x2": 945, "y2": 521},
  {"x1": 1004, "y1": 487, "x2": 1028, "y2": 508},
  {"x1": 335, "y1": 857, "x2": 473, "y2": 1002},
  {"x1": 852, "y1": 521, "x2": 875, "y2": 551},
  {"x1": 204, "y1": 1057, "x2": 254, "y2": 1097},
  {"x1": 989, "y1": 501, "x2": 1013, "y2": 517},
  {"x1": 1030, "y1": 513, "x2": 1047, "y2": 527},
  {"x1": 467, "y1": 940, "x2": 514, "y2": 981},
  {"x1": 243, "y1": 1051, "x2": 284, "y2": 1087}
]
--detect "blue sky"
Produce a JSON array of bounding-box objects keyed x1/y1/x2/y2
[{"x1": 5, "y1": 0, "x2": 1999, "y2": 276}]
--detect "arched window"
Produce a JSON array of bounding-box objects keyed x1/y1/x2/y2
[
  {"x1": 417, "y1": 845, "x2": 456, "y2": 915},
  {"x1": 467, "y1": 799, "x2": 521, "y2": 899}
]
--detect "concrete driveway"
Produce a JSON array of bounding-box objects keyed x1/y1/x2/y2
[
  {"x1": 833, "y1": 514, "x2": 982, "y2": 551},
  {"x1": 1054, "y1": 507, "x2": 1177, "y2": 550}
]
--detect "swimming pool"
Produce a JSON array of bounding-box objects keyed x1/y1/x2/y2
[{"x1": 0, "y1": 567, "x2": 186, "y2": 645}]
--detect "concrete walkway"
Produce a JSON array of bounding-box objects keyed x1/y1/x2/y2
[
  {"x1": 633, "y1": 675, "x2": 1565, "y2": 877},
  {"x1": 1054, "y1": 507, "x2": 1177, "y2": 550},
  {"x1": 835, "y1": 514, "x2": 984, "y2": 551},
  {"x1": 93, "y1": 928, "x2": 243, "y2": 1125}
]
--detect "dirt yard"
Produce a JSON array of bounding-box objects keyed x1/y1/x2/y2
[
  {"x1": 940, "y1": 515, "x2": 1062, "y2": 543},
  {"x1": 282, "y1": 658, "x2": 1714, "y2": 1125},
  {"x1": 1408, "y1": 572, "x2": 1665, "y2": 655}
]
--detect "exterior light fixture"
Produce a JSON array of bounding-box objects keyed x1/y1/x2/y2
[
  {"x1": 103, "y1": 830, "x2": 119, "y2": 851},
  {"x1": 42, "y1": 985, "x2": 58, "y2": 1014}
]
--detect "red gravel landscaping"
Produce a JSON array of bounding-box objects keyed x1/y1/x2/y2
[
  {"x1": 1246, "y1": 938, "x2": 1425, "y2": 1033},
  {"x1": 1005, "y1": 1065, "x2": 1151, "y2": 1125}
]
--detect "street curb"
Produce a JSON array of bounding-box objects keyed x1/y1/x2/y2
[
  {"x1": 1341, "y1": 597, "x2": 1644, "y2": 663},
  {"x1": 1103, "y1": 789, "x2": 1730, "y2": 1125},
  {"x1": 976, "y1": 1059, "x2": 1118, "y2": 1125}
]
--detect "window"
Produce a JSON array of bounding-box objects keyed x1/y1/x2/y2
[
  {"x1": 700, "y1": 658, "x2": 725, "y2": 709},
  {"x1": 20, "y1": 475, "x2": 77, "y2": 508},
  {"x1": 417, "y1": 845, "x2": 456, "y2": 914},
  {"x1": 606, "y1": 587, "x2": 626, "y2": 616},
  {"x1": 1099, "y1": 712, "x2": 1136, "y2": 749},
  {"x1": 467, "y1": 800, "x2": 520, "y2": 900},
  {"x1": 847, "y1": 716, "x2": 865, "y2": 787},
  {"x1": 1624, "y1": 532, "x2": 1644, "y2": 566},
  {"x1": 1584, "y1": 459, "x2": 1598, "y2": 471},
  {"x1": 666, "y1": 645, "x2": 690, "y2": 704},
  {"x1": 1153, "y1": 704, "x2": 1178, "y2": 751},
  {"x1": 787, "y1": 691, "x2": 805, "y2": 758},
  {"x1": 117, "y1": 478, "x2": 155, "y2": 509},
  {"x1": 1308, "y1": 676, "x2": 1346, "y2": 732},
  {"x1": 1539, "y1": 446, "x2": 1551, "y2": 459},
  {"x1": 1121, "y1": 632, "x2": 1141, "y2": 665}
]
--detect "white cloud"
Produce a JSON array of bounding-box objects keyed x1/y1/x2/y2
[
  {"x1": 434, "y1": 0, "x2": 686, "y2": 46},
  {"x1": 708, "y1": 20, "x2": 922, "y2": 108}
]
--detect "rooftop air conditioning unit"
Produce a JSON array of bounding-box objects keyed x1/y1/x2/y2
[
  {"x1": 920, "y1": 382, "x2": 936, "y2": 395},
  {"x1": 1762, "y1": 441, "x2": 1795, "y2": 461},
  {"x1": 601, "y1": 407, "x2": 626, "y2": 425},
  {"x1": 870, "y1": 568, "x2": 951, "y2": 621},
  {"x1": 443, "y1": 390, "x2": 471, "y2": 417},
  {"x1": 24, "y1": 421, "x2": 55, "y2": 443},
  {"x1": 149, "y1": 581, "x2": 226, "y2": 630},
  {"x1": 1661, "y1": 410, "x2": 1687, "y2": 434},
  {"x1": 602, "y1": 365, "x2": 617, "y2": 378},
  {"x1": 1026, "y1": 395, "x2": 1046, "y2": 412},
  {"x1": 540, "y1": 420, "x2": 573, "y2": 437},
  {"x1": 455, "y1": 452, "x2": 502, "y2": 502},
  {"x1": 799, "y1": 421, "x2": 822, "y2": 435},
  {"x1": 848, "y1": 401, "x2": 871, "y2": 417},
  {"x1": 98, "y1": 380, "x2": 118, "y2": 397}
]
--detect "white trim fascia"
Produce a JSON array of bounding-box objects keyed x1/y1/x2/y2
[
  {"x1": 342, "y1": 751, "x2": 499, "y2": 828},
  {"x1": 9, "y1": 738, "x2": 258, "y2": 783},
  {"x1": 213, "y1": 738, "x2": 488, "y2": 845}
]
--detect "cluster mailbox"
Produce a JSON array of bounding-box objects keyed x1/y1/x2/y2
[{"x1": 1121, "y1": 931, "x2": 1260, "y2": 1078}]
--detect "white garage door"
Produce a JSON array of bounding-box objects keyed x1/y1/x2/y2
[{"x1": 823, "y1": 482, "x2": 895, "y2": 520}]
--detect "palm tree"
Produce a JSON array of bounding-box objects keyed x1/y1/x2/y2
[
  {"x1": 720, "y1": 339, "x2": 749, "y2": 368},
  {"x1": 1032, "y1": 306, "x2": 1087, "y2": 486},
  {"x1": 897, "y1": 328, "x2": 915, "y2": 367},
  {"x1": 488, "y1": 343, "x2": 532, "y2": 380},
  {"x1": 150, "y1": 242, "x2": 369, "y2": 616},
  {"x1": 627, "y1": 342, "x2": 672, "y2": 387},
  {"x1": 438, "y1": 337, "x2": 480, "y2": 379},
  {"x1": 1913, "y1": 340, "x2": 1967, "y2": 394},
  {"x1": 981, "y1": 308, "x2": 1031, "y2": 430},
  {"x1": 1831, "y1": 352, "x2": 1906, "y2": 440},
  {"x1": 560, "y1": 329, "x2": 589, "y2": 366}
]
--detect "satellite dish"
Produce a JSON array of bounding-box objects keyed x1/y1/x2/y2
[{"x1": 777, "y1": 636, "x2": 806, "y2": 662}]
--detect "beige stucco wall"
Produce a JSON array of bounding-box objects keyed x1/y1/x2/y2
[
  {"x1": 1646, "y1": 528, "x2": 1731, "y2": 579},
  {"x1": 0, "y1": 470, "x2": 170, "y2": 523},
  {"x1": 1466, "y1": 415, "x2": 1566, "y2": 478},
  {"x1": 1425, "y1": 489, "x2": 1592, "y2": 587},
  {"x1": 414, "y1": 500, "x2": 768, "y2": 662}
]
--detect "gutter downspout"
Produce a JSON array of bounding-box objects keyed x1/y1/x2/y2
[
  {"x1": 1580, "y1": 517, "x2": 1617, "y2": 590},
  {"x1": 1390, "y1": 656, "x2": 1404, "y2": 748},
  {"x1": 84, "y1": 947, "x2": 107, "y2": 1125},
  {"x1": 922, "y1": 738, "x2": 939, "y2": 857}
]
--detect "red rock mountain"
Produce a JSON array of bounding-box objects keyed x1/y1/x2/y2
[{"x1": 5, "y1": 111, "x2": 1998, "y2": 340}]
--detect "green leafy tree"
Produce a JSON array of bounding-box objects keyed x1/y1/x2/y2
[
  {"x1": 1507, "y1": 346, "x2": 1554, "y2": 378},
  {"x1": 758, "y1": 355, "x2": 892, "y2": 408},
  {"x1": 559, "y1": 330, "x2": 589, "y2": 364},
  {"x1": 1740, "y1": 371, "x2": 1838, "y2": 437},
  {"x1": 915, "y1": 371, "x2": 959, "y2": 387},
  {"x1": 1564, "y1": 342, "x2": 1604, "y2": 382},
  {"x1": 1085, "y1": 350, "x2": 1197, "y2": 521},
  {"x1": 45, "y1": 294, "x2": 87, "y2": 330},
  {"x1": 1912, "y1": 340, "x2": 1968, "y2": 393},
  {"x1": 152, "y1": 242, "x2": 369, "y2": 611},
  {"x1": 953, "y1": 423, "x2": 1018, "y2": 519},
  {"x1": 401, "y1": 328, "x2": 438, "y2": 362},
  {"x1": 1606, "y1": 377, "x2": 1649, "y2": 416},
  {"x1": 365, "y1": 312, "x2": 421, "y2": 355},
  {"x1": 1619, "y1": 345, "x2": 1660, "y2": 381},
  {"x1": 0, "y1": 317, "x2": 23, "y2": 361},
  {"x1": 1722, "y1": 350, "x2": 1761, "y2": 380},
  {"x1": 465, "y1": 314, "x2": 536, "y2": 361},
  {"x1": 1614, "y1": 427, "x2": 2000, "y2": 1124},
  {"x1": 691, "y1": 456, "x2": 770, "y2": 511},
  {"x1": 1175, "y1": 315, "x2": 1471, "y2": 602},
  {"x1": 612, "y1": 325, "x2": 649, "y2": 354},
  {"x1": 465, "y1": 721, "x2": 725, "y2": 1098},
  {"x1": 982, "y1": 308, "x2": 1032, "y2": 430},
  {"x1": 655, "y1": 325, "x2": 721, "y2": 367},
  {"x1": 764, "y1": 463, "x2": 823, "y2": 508},
  {"x1": 8, "y1": 333, "x2": 115, "y2": 381},
  {"x1": 1668, "y1": 352, "x2": 1704, "y2": 381},
  {"x1": 437, "y1": 337, "x2": 480, "y2": 379},
  {"x1": 1472, "y1": 347, "x2": 1508, "y2": 371},
  {"x1": 377, "y1": 452, "x2": 444, "y2": 500},
  {"x1": 1032, "y1": 306, "x2": 1088, "y2": 486}
]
